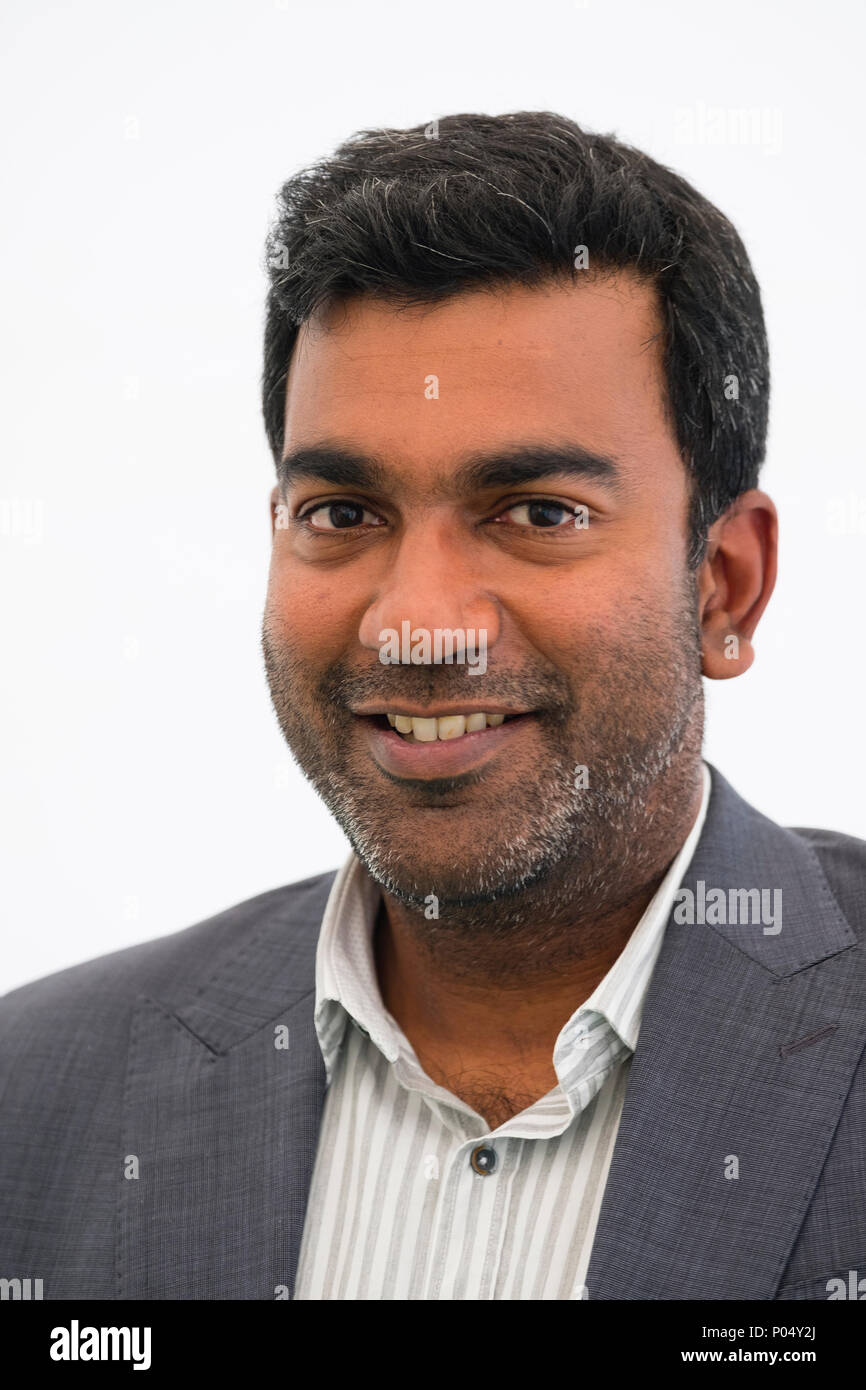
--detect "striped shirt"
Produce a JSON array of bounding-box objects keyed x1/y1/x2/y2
[{"x1": 294, "y1": 761, "x2": 712, "y2": 1300}]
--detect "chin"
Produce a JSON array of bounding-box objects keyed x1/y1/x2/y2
[{"x1": 360, "y1": 846, "x2": 557, "y2": 909}]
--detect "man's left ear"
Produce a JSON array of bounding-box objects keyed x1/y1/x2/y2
[{"x1": 698, "y1": 489, "x2": 778, "y2": 680}]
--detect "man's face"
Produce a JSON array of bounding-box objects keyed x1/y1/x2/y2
[{"x1": 262, "y1": 274, "x2": 704, "y2": 918}]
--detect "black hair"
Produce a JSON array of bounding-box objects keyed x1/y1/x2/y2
[{"x1": 262, "y1": 110, "x2": 769, "y2": 567}]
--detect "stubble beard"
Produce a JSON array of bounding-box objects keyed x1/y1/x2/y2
[{"x1": 261, "y1": 571, "x2": 705, "y2": 970}]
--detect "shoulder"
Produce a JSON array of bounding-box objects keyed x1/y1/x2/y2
[
  {"x1": 0, "y1": 869, "x2": 337, "y2": 1040},
  {"x1": 787, "y1": 823, "x2": 866, "y2": 930},
  {"x1": 708, "y1": 762, "x2": 866, "y2": 945}
]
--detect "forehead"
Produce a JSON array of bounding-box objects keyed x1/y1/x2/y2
[{"x1": 282, "y1": 273, "x2": 678, "y2": 486}]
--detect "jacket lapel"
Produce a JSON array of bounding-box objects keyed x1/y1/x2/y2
[
  {"x1": 586, "y1": 765, "x2": 864, "y2": 1299},
  {"x1": 117, "y1": 874, "x2": 333, "y2": 1299}
]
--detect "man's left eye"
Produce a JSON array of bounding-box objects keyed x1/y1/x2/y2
[{"x1": 498, "y1": 500, "x2": 579, "y2": 528}]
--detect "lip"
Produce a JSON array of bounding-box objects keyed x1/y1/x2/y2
[
  {"x1": 356, "y1": 711, "x2": 536, "y2": 779},
  {"x1": 350, "y1": 704, "x2": 533, "y2": 719}
]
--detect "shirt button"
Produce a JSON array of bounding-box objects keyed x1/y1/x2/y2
[{"x1": 470, "y1": 1145, "x2": 497, "y2": 1175}]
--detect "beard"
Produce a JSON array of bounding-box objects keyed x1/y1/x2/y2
[{"x1": 261, "y1": 564, "x2": 705, "y2": 972}]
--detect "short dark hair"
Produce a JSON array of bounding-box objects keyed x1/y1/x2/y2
[{"x1": 262, "y1": 111, "x2": 769, "y2": 568}]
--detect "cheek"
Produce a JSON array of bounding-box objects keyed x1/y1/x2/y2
[
  {"x1": 503, "y1": 566, "x2": 632, "y2": 656},
  {"x1": 266, "y1": 548, "x2": 362, "y2": 655},
  {"x1": 508, "y1": 558, "x2": 683, "y2": 669}
]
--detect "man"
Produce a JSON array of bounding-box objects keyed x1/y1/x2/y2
[{"x1": 2, "y1": 111, "x2": 865, "y2": 1302}]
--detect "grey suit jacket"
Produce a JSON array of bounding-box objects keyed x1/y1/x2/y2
[{"x1": 2, "y1": 764, "x2": 865, "y2": 1301}]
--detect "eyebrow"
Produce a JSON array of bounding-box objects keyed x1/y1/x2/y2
[{"x1": 277, "y1": 443, "x2": 622, "y2": 497}]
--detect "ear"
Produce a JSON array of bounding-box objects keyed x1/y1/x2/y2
[
  {"x1": 269, "y1": 484, "x2": 282, "y2": 540},
  {"x1": 698, "y1": 489, "x2": 778, "y2": 680}
]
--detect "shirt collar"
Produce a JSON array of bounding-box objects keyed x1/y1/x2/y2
[{"x1": 313, "y1": 761, "x2": 712, "y2": 1085}]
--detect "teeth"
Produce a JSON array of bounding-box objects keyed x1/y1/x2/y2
[
  {"x1": 437, "y1": 715, "x2": 466, "y2": 741},
  {"x1": 385, "y1": 712, "x2": 518, "y2": 742}
]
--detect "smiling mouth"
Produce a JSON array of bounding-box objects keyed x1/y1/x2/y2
[{"x1": 366, "y1": 711, "x2": 529, "y2": 743}]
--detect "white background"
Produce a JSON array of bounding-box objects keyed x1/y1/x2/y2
[{"x1": 2, "y1": 0, "x2": 864, "y2": 992}]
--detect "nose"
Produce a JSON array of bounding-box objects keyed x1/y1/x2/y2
[{"x1": 358, "y1": 515, "x2": 501, "y2": 663}]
